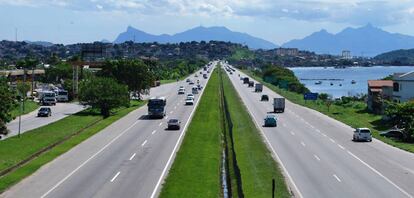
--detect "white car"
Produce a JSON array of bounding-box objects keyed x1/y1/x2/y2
[
  {"x1": 353, "y1": 128, "x2": 372, "y2": 142},
  {"x1": 187, "y1": 94, "x2": 195, "y2": 100},
  {"x1": 178, "y1": 87, "x2": 185, "y2": 94},
  {"x1": 185, "y1": 98, "x2": 194, "y2": 105}
]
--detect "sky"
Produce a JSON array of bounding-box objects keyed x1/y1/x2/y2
[{"x1": 1, "y1": 0, "x2": 414, "y2": 45}]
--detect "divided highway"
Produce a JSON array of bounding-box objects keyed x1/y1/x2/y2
[
  {"x1": 225, "y1": 64, "x2": 414, "y2": 198},
  {"x1": 2, "y1": 62, "x2": 216, "y2": 198}
]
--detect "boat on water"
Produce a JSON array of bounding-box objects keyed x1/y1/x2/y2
[
  {"x1": 330, "y1": 82, "x2": 334, "y2": 86},
  {"x1": 351, "y1": 80, "x2": 356, "y2": 84},
  {"x1": 339, "y1": 84, "x2": 342, "y2": 86},
  {"x1": 315, "y1": 81, "x2": 322, "y2": 85},
  {"x1": 334, "y1": 65, "x2": 347, "y2": 69}
]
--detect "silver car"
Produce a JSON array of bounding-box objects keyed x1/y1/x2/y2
[{"x1": 353, "y1": 128, "x2": 372, "y2": 142}]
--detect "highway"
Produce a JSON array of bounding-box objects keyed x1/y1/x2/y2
[
  {"x1": 225, "y1": 64, "x2": 414, "y2": 198},
  {"x1": 4, "y1": 103, "x2": 85, "y2": 140},
  {"x1": 2, "y1": 62, "x2": 215, "y2": 198}
]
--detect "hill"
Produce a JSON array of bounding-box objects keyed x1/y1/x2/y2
[
  {"x1": 114, "y1": 26, "x2": 278, "y2": 49},
  {"x1": 374, "y1": 49, "x2": 414, "y2": 65},
  {"x1": 283, "y1": 24, "x2": 414, "y2": 57}
]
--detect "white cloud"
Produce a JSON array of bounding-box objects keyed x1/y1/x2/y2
[{"x1": 1, "y1": 0, "x2": 414, "y2": 26}]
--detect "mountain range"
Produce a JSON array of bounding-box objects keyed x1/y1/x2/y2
[
  {"x1": 114, "y1": 26, "x2": 278, "y2": 49},
  {"x1": 282, "y1": 24, "x2": 414, "y2": 56}
]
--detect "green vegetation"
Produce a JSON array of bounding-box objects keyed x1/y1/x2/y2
[
  {"x1": 228, "y1": 48, "x2": 255, "y2": 62},
  {"x1": 79, "y1": 77, "x2": 129, "y2": 117},
  {"x1": 10, "y1": 100, "x2": 39, "y2": 119},
  {"x1": 244, "y1": 70, "x2": 414, "y2": 153},
  {"x1": 161, "y1": 68, "x2": 290, "y2": 197},
  {"x1": 0, "y1": 78, "x2": 16, "y2": 134},
  {"x1": 221, "y1": 70, "x2": 290, "y2": 197},
  {"x1": 160, "y1": 69, "x2": 222, "y2": 197},
  {"x1": 374, "y1": 49, "x2": 414, "y2": 65},
  {"x1": 385, "y1": 102, "x2": 414, "y2": 142},
  {"x1": 99, "y1": 59, "x2": 155, "y2": 95},
  {"x1": 260, "y1": 65, "x2": 309, "y2": 94},
  {"x1": 0, "y1": 100, "x2": 145, "y2": 192}
]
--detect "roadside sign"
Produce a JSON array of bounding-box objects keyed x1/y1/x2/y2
[{"x1": 304, "y1": 92, "x2": 318, "y2": 100}]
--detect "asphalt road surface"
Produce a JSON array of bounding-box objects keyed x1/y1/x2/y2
[
  {"x1": 2, "y1": 62, "x2": 216, "y2": 198},
  {"x1": 225, "y1": 64, "x2": 414, "y2": 198},
  {"x1": 3, "y1": 103, "x2": 86, "y2": 140}
]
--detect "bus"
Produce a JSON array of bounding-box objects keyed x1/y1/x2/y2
[{"x1": 148, "y1": 97, "x2": 167, "y2": 118}]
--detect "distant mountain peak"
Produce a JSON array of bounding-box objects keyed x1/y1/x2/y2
[
  {"x1": 283, "y1": 24, "x2": 414, "y2": 56},
  {"x1": 114, "y1": 25, "x2": 278, "y2": 49}
]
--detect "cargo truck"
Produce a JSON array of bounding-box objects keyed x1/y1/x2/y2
[
  {"x1": 255, "y1": 84, "x2": 263, "y2": 92},
  {"x1": 248, "y1": 81, "x2": 254, "y2": 87},
  {"x1": 273, "y1": 98, "x2": 285, "y2": 113}
]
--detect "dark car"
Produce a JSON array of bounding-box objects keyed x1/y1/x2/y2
[
  {"x1": 37, "y1": 107, "x2": 52, "y2": 117},
  {"x1": 264, "y1": 114, "x2": 277, "y2": 127},
  {"x1": 167, "y1": 119, "x2": 181, "y2": 130},
  {"x1": 380, "y1": 129, "x2": 405, "y2": 140},
  {"x1": 261, "y1": 94, "x2": 269, "y2": 101}
]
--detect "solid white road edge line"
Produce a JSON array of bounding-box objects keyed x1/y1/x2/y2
[
  {"x1": 41, "y1": 120, "x2": 141, "y2": 198},
  {"x1": 110, "y1": 171, "x2": 121, "y2": 182},
  {"x1": 228, "y1": 70, "x2": 304, "y2": 198},
  {"x1": 347, "y1": 151, "x2": 412, "y2": 198},
  {"x1": 239, "y1": 68, "x2": 413, "y2": 198},
  {"x1": 149, "y1": 65, "x2": 215, "y2": 198}
]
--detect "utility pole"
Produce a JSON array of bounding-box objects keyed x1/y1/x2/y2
[
  {"x1": 15, "y1": 28, "x2": 17, "y2": 42},
  {"x1": 18, "y1": 95, "x2": 22, "y2": 138}
]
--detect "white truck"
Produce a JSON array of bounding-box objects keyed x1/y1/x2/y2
[
  {"x1": 56, "y1": 90, "x2": 69, "y2": 102},
  {"x1": 273, "y1": 98, "x2": 285, "y2": 113},
  {"x1": 39, "y1": 91, "x2": 57, "y2": 106}
]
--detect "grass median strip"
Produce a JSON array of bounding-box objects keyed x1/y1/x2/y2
[
  {"x1": 222, "y1": 71, "x2": 291, "y2": 198},
  {"x1": 161, "y1": 68, "x2": 290, "y2": 198},
  {"x1": 243, "y1": 70, "x2": 414, "y2": 153},
  {"x1": 10, "y1": 100, "x2": 39, "y2": 119},
  {"x1": 0, "y1": 100, "x2": 145, "y2": 192},
  {"x1": 160, "y1": 70, "x2": 222, "y2": 198}
]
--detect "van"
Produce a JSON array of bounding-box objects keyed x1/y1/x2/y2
[{"x1": 192, "y1": 86, "x2": 199, "y2": 94}]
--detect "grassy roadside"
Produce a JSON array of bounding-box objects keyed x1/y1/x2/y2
[
  {"x1": 0, "y1": 100, "x2": 145, "y2": 192},
  {"x1": 243, "y1": 70, "x2": 414, "y2": 153},
  {"x1": 10, "y1": 100, "x2": 39, "y2": 119},
  {"x1": 222, "y1": 71, "x2": 290, "y2": 197},
  {"x1": 160, "y1": 70, "x2": 222, "y2": 197}
]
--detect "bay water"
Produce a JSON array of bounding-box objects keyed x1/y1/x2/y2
[{"x1": 289, "y1": 66, "x2": 414, "y2": 98}]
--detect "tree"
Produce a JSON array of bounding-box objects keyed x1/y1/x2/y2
[
  {"x1": 99, "y1": 59, "x2": 155, "y2": 98},
  {"x1": 79, "y1": 77, "x2": 129, "y2": 118},
  {"x1": 385, "y1": 102, "x2": 414, "y2": 142},
  {"x1": 44, "y1": 62, "x2": 72, "y2": 83},
  {"x1": 0, "y1": 78, "x2": 16, "y2": 134},
  {"x1": 16, "y1": 82, "x2": 31, "y2": 111}
]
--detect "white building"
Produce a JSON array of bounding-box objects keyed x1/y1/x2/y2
[
  {"x1": 342, "y1": 50, "x2": 351, "y2": 59},
  {"x1": 393, "y1": 71, "x2": 414, "y2": 103}
]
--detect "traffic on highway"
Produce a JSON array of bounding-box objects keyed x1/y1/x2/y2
[
  {"x1": 224, "y1": 63, "x2": 414, "y2": 198},
  {"x1": 2, "y1": 62, "x2": 216, "y2": 198}
]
